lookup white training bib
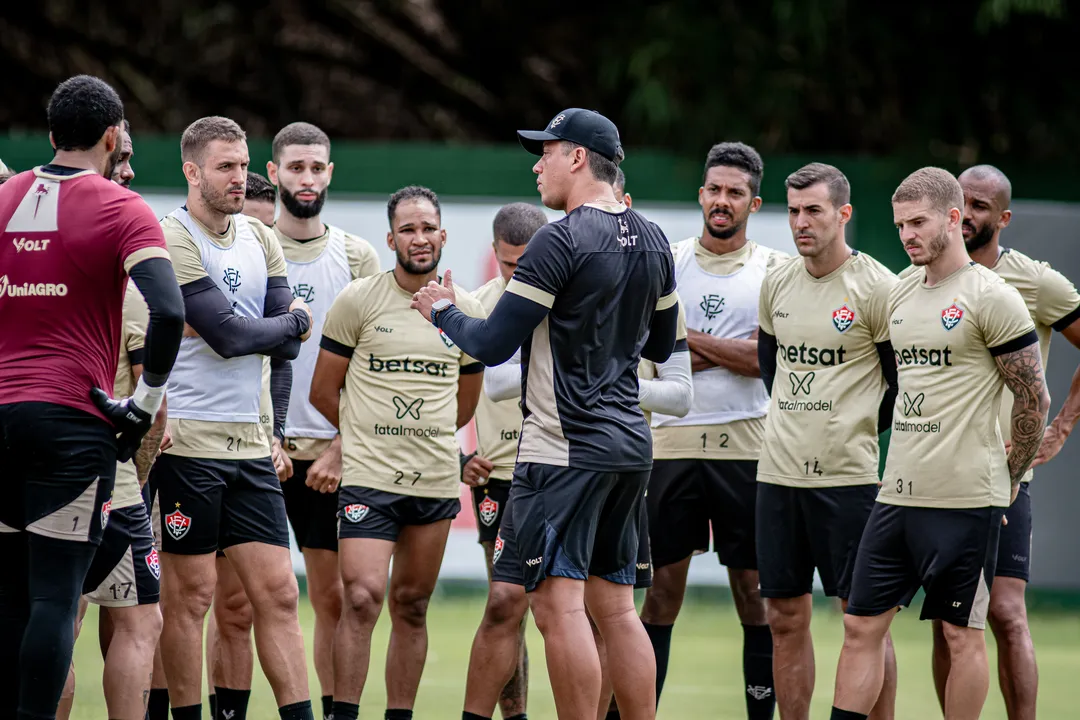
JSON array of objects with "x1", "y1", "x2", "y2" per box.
[
  {"x1": 283, "y1": 226, "x2": 351, "y2": 439},
  {"x1": 166, "y1": 209, "x2": 267, "y2": 423},
  {"x1": 653, "y1": 239, "x2": 770, "y2": 427}
]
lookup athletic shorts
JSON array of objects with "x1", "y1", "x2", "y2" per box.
[
  {"x1": 472, "y1": 478, "x2": 512, "y2": 544},
  {"x1": 510, "y1": 462, "x2": 650, "y2": 593},
  {"x1": 0, "y1": 401, "x2": 117, "y2": 544},
  {"x1": 150, "y1": 454, "x2": 290, "y2": 555},
  {"x1": 492, "y1": 485, "x2": 653, "y2": 590},
  {"x1": 282, "y1": 459, "x2": 339, "y2": 552},
  {"x1": 646, "y1": 459, "x2": 758, "y2": 570},
  {"x1": 756, "y1": 482, "x2": 878, "y2": 599},
  {"x1": 83, "y1": 503, "x2": 160, "y2": 607},
  {"x1": 337, "y1": 486, "x2": 460, "y2": 542},
  {"x1": 996, "y1": 482, "x2": 1032, "y2": 582},
  {"x1": 846, "y1": 502, "x2": 1004, "y2": 629}
]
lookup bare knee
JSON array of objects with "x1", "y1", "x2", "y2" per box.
[
  {"x1": 109, "y1": 605, "x2": 164, "y2": 648},
  {"x1": 164, "y1": 573, "x2": 214, "y2": 620},
  {"x1": 729, "y1": 569, "x2": 767, "y2": 625},
  {"x1": 940, "y1": 621, "x2": 985, "y2": 656},
  {"x1": 310, "y1": 579, "x2": 343, "y2": 622},
  {"x1": 389, "y1": 585, "x2": 432, "y2": 629},
  {"x1": 248, "y1": 567, "x2": 300, "y2": 618},
  {"x1": 766, "y1": 597, "x2": 811, "y2": 638},
  {"x1": 484, "y1": 584, "x2": 529, "y2": 628},
  {"x1": 215, "y1": 590, "x2": 254, "y2": 637},
  {"x1": 988, "y1": 589, "x2": 1029, "y2": 643},
  {"x1": 842, "y1": 613, "x2": 888, "y2": 650},
  {"x1": 342, "y1": 580, "x2": 385, "y2": 627},
  {"x1": 640, "y1": 574, "x2": 685, "y2": 625}
]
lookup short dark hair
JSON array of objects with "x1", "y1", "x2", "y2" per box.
[
  {"x1": 959, "y1": 164, "x2": 1012, "y2": 208},
  {"x1": 613, "y1": 167, "x2": 626, "y2": 194},
  {"x1": 181, "y1": 116, "x2": 246, "y2": 165},
  {"x1": 388, "y1": 185, "x2": 441, "y2": 227},
  {"x1": 493, "y1": 203, "x2": 548, "y2": 247},
  {"x1": 703, "y1": 142, "x2": 764, "y2": 196},
  {"x1": 47, "y1": 75, "x2": 124, "y2": 151},
  {"x1": 272, "y1": 122, "x2": 331, "y2": 164},
  {"x1": 562, "y1": 141, "x2": 623, "y2": 185},
  {"x1": 785, "y1": 163, "x2": 851, "y2": 207},
  {"x1": 0, "y1": 170, "x2": 15, "y2": 186},
  {"x1": 245, "y1": 171, "x2": 277, "y2": 203}
]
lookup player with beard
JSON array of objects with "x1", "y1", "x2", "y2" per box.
[
  {"x1": 310, "y1": 185, "x2": 485, "y2": 720},
  {"x1": 756, "y1": 164, "x2": 898, "y2": 720},
  {"x1": 153, "y1": 116, "x2": 316, "y2": 720},
  {"x1": 637, "y1": 143, "x2": 785, "y2": 719},
  {"x1": 268, "y1": 122, "x2": 380, "y2": 720},
  {"x1": 921, "y1": 165, "x2": 1080, "y2": 720},
  {"x1": 112, "y1": 120, "x2": 135, "y2": 188},
  {"x1": 831, "y1": 167, "x2": 1050, "y2": 720},
  {"x1": 0, "y1": 75, "x2": 184, "y2": 719}
]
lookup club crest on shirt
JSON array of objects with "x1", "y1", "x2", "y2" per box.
[
  {"x1": 832, "y1": 303, "x2": 856, "y2": 333},
  {"x1": 222, "y1": 267, "x2": 242, "y2": 293},
  {"x1": 941, "y1": 303, "x2": 964, "y2": 331},
  {"x1": 292, "y1": 283, "x2": 315, "y2": 303},
  {"x1": 478, "y1": 496, "x2": 499, "y2": 527},
  {"x1": 493, "y1": 534, "x2": 504, "y2": 564},
  {"x1": 343, "y1": 504, "x2": 369, "y2": 523},
  {"x1": 145, "y1": 548, "x2": 161, "y2": 580},
  {"x1": 100, "y1": 498, "x2": 112, "y2": 528},
  {"x1": 438, "y1": 328, "x2": 456, "y2": 349},
  {"x1": 165, "y1": 506, "x2": 192, "y2": 541}
]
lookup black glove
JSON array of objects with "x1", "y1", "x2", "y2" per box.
[
  {"x1": 91, "y1": 387, "x2": 154, "y2": 463},
  {"x1": 460, "y1": 451, "x2": 476, "y2": 482}
]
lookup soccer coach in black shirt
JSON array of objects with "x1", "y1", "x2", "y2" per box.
[{"x1": 412, "y1": 109, "x2": 677, "y2": 719}]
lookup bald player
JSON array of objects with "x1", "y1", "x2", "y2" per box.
[
  {"x1": 925, "y1": 165, "x2": 1080, "y2": 720},
  {"x1": 830, "y1": 167, "x2": 1050, "y2": 720}
]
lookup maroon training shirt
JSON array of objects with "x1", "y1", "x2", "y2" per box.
[{"x1": 0, "y1": 166, "x2": 169, "y2": 422}]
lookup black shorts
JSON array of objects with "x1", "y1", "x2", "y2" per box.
[
  {"x1": 646, "y1": 459, "x2": 758, "y2": 570},
  {"x1": 150, "y1": 454, "x2": 290, "y2": 555},
  {"x1": 846, "y1": 502, "x2": 1003, "y2": 629},
  {"x1": 996, "y1": 482, "x2": 1032, "y2": 582},
  {"x1": 83, "y1": 503, "x2": 160, "y2": 606},
  {"x1": 0, "y1": 402, "x2": 118, "y2": 544},
  {"x1": 492, "y1": 485, "x2": 653, "y2": 590},
  {"x1": 757, "y1": 482, "x2": 877, "y2": 599},
  {"x1": 282, "y1": 459, "x2": 339, "y2": 552},
  {"x1": 337, "y1": 486, "x2": 460, "y2": 542},
  {"x1": 510, "y1": 462, "x2": 649, "y2": 593},
  {"x1": 472, "y1": 479, "x2": 512, "y2": 544}
]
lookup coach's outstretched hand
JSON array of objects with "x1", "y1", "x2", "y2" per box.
[
  {"x1": 411, "y1": 269, "x2": 458, "y2": 325},
  {"x1": 91, "y1": 387, "x2": 156, "y2": 463}
]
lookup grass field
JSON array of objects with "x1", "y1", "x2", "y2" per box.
[{"x1": 69, "y1": 590, "x2": 1080, "y2": 719}]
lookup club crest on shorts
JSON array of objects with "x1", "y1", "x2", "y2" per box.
[
  {"x1": 493, "y1": 534, "x2": 504, "y2": 564},
  {"x1": 343, "y1": 503, "x2": 369, "y2": 523},
  {"x1": 145, "y1": 548, "x2": 161, "y2": 580},
  {"x1": 832, "y1": 303, "x2": 856, "y2": 333},
  {"x1": 941, "y1": 302, "x2": 964, "y2": 331},
  {"x1": 165, "y1": 505, "x2": 192, "y2": 541},
  {"x1": 478, "y1": 496, "x2": 499, "y2": 527},
  {"x1": 100, "y1": 498, "x2": 112, "y2": 528}
]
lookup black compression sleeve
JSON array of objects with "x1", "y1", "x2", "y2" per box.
[
  {"x1": 181, "y1": 276, "x2": 309, "y2": 360},
  {"x1": 127, "y1": 258, "x2": 184, "y2": 387},
  {"x1": 875, "y1": 341, "x2": 899, "y2": 434},
  {"x1": 758, "y1": 330, "x2": 778, "y2": 395},
  {"x1": 641, "y1": 304, "x2": 679, "y2": 363},
  {"x1": 260, "y1": 278, "x2": 304, "y2": 360},
  {"x1": 270, "y1": 358, "x2": 291, "y2": 441},
  {"x1": 436, "y1": 293, "x2": 549, "y2": 366}
]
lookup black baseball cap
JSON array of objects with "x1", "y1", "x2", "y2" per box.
[{"x1": 517, "y1": 108, "x2": 622, "y2": 162}]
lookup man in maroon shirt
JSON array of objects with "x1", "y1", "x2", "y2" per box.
[{"x1": 0, "y1": 75, "x2": 184, "y2": 719}]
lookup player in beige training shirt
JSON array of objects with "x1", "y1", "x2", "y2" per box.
[
  {"x1": 309, "y1": 186, "x2": 485, "y2": 720},
  {"x1": 912, "y1": 165, "x2": 1080, "y2": 720},
  {"x1": 831, "y1": 168, "x2": 1049, "y2": 720},
  {"x1": 636, "y1": 143, "x2": 785, "y2": 717},
  {"x1": 266, "y1": 123, "x2": 381, "y2": 719},
  {"x1": 756, "y1": 164, "x2": 899, "y2": 720},
  {"x1": 150, "y1": 117, "x2": 317, "y2": 720}
]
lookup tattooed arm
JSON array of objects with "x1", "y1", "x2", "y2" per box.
[
  {"x1": 131, "y1": 364, "x2": 168, "y2": 487},
  {"x1": 993, "y1": 342, "x2": 1051, "y2": 500}
]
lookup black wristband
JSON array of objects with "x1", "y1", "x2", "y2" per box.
[{"x1": 460, "y1": 451, "x2": 476, "y2": 481}]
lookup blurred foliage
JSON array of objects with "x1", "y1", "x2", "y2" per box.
[{"x1": 0, "y1": 0, "x2": 1073, "y2": 165}]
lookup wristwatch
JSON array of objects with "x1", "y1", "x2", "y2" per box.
[{"x1": 430, "y1": 298, "x2": 453, "y2": 325}]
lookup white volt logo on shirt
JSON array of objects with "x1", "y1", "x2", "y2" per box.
[{"x1": 12, "y1": 237, "x2": 50, "y2": 252}]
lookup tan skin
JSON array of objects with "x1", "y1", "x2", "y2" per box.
[
  {"x1": 687, "y1": 165, "x2": 763, "y2": 376},
  {"x1": 765, "y1": 182, "x2": 896, "y2": 720},
  {"x1": 267, "y1": 143, "x2": 333, "y2": 241},
  {"x1": 414, "y1": 142, "x2": 657, "y2": 720},
  {"x1": 308, "y1": 199, "x2": 483, "y2": 710},
  {"x1": 929, "y1": 172, "x2": 1080, "y2": 720}
]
